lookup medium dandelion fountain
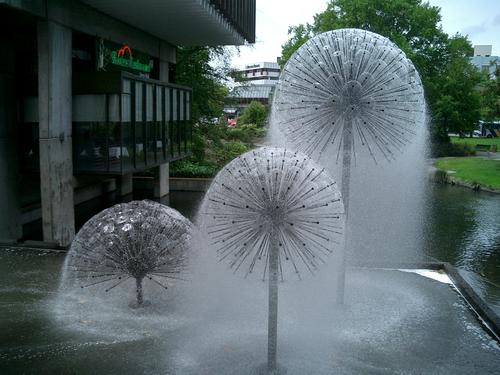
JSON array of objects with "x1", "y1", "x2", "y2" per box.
[
  {"x1": 64, "y1": 200, "x2": 192, "y2": 307},
  {"x1": 202, "y1": 147, "x2": 344, "y2": 372},
  {"x1": 273, "y1": 29, "x2": 426, "y2": 303}
]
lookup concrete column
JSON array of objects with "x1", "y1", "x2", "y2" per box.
[
  {"x1": 0, "y1": 45, "x2": 22, "y2": 241},
  {"x1": 153, "y1": 163, "x2": 169, "y2": 203},
  {"x1": 159, "y1": 41, "x2": 176, "y2": 82},
  {"x1": 155, "y1": 42, "x2": 176, "y2": 205},
  {"x1": 37, "y1": 21, "x2": 75, "y2": 247},
  {"x1": 119, "y1": 173, "x2": 133, "y2": 202}
]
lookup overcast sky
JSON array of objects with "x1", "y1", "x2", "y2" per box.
[{"x1": 231, "y1": 0, "x2": 500, "y2": 68}]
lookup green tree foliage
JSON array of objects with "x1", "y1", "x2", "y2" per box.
[
  {"x1": 171, "y1": 47, "x2": 266, "y2": 177},
  {"x1": 175, "y1": 46, "x2": 230, "y2": 122},
  {"x1": 238, "y1": 100, "x2": 268, "y2": 127},
  {"x1": 280, "y1": 0, "x2": 483, "y2": 145},
  {"x1": 481, "y1": 64, "x2": 500, "y2": 122},
  {"x1": 432, "y1": 37, "x2": 482, "y2": 140}
]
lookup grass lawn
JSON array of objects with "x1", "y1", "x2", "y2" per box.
[
  {"x1": 434, "y1": 157, "x2": 500, "y2": 190},
  {"x1": 450, "y1": 136, "x2": 500, "y2": 148}
]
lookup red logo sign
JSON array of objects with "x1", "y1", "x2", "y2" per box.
[{"x1": 117, "y1": 44, "x2": 132, "y2": 58}]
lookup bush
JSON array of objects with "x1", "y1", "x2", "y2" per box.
[
  {"x1": 216, "y1": 141, "x2": 248, "y2": 166},
  {"x1": 431, "y1": 142, "x2": 476, "y2": 157},
  {"x1": 170, "y1": 160, "x2": 218, "y2": 178},
  {"x1": 225, "y1": 123, "x2": 266, "y2": 143},
  {"x1": 433, "y1": 169, "x2": 449, "y2": 184},
  {"x1": 191, "y1": 132, "x2": 206, "y2": 162},
  {"x1": 238, "y1": 101, "x2": 268, "y2": 127}
]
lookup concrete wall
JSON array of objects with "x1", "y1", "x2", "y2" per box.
[
  {"x1": 2, "y1": 0, "x2": 177, "y2": 60},
  {"x1": 1, "y1": 0, "x2": 180, "y2": 244},
  {"x1": 0, "y1": 40, "x2": 22, "y2": 240},
  {"x1": 170, "y1": 178, "x2": 212, "y2": 192},
  {"x1": 37, "y1": 21, "x2": 75, "y2": 246}
]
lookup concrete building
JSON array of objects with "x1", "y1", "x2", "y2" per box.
[
  {"x1": 226, "y1": 62, "x2": 280, "y2": 115},
  {"x1": 470, "y1": 45, "x2": 500, "y2": 79},
  {"x1": 0, "y1": 0, "x2": 255, "y2": 246},
  {"x1": 239, "y1": 62, "x2": 280, "y2": 85}
]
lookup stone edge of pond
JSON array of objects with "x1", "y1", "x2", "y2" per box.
[
  {"x1": 430, "y1": 167, "x2": 500, "y2": 194},
  {"x1": 2, "y1": 248, "x2": 498, "y2": 343},
  {"x1": 443, "y1": 262, "x2": 500, "y2": 342},
  {"x1": 357, "y1": 260, "x2": 500, "y2": 342},
  {"x1": 0, "y1": 242, "x2": 67, "y2": 253}
]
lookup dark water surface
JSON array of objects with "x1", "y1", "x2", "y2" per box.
[
  {"x1": 170, "y1": 186, "x2": 500, "y2": 313},
  {"x1": 423, "y1": 185, "x2": 500, "y2": 312},
  {"x1": 0, "y1": 185, "x2": 499, "y2": 374}
]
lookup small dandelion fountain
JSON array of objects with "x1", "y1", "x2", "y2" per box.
[
  {"x1": 273, "y1": 29, "x2": 426, "y2": 303},
  {"x1": 202, "y1": 147, "x2": 344, "y2": 372},
  {"x1": 65, "y1": 200, "x2": 192, "y2": 307}
]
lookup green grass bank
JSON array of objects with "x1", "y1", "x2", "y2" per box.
[
  {"x1": 450, "y1": 136, "x2": 500, "y2": 148},
  {"x1": 434, "y1": 157, "x2": 500, "y2": 191}
]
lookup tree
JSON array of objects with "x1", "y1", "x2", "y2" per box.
[
  {"x1": 280, "y1": 0, "x2": 483, "y2": 145},
  {"x1": 481, "y1": 64, "x2": 500, "y2": 122},
  {"x1": 432, "y1": 36, "x2": 483, "y2": 140},
  {"x1": 175, "y1": 46, "x2": 232, "y2": 122},
  {"x1": 238, "y1": 101, "x2": 268, "y2": 127}
]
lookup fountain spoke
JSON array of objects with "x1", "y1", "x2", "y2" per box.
[
  {"x1": 63, "y1": 200, "x2": 193, "y2": 307},
  {"x1": 202, "y1": 147, "x2": 345, "y2": 372}
]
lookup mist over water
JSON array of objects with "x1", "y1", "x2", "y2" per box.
[
  {"x1": 49, "y1": 28, "x2": 500, "y2": 375},
  {"x1": 268, "y1": 118, "x2": 429, "y2": 267}
]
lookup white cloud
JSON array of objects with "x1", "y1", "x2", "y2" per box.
[
  {"x1": 231, "y1": 0, "x2": 500, "y2": 68},
  {"x1": 231, "y1": 0, "x2": 329, "y2": 68}
]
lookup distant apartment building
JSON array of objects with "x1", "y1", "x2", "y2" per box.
[
  {"x1": 470, "y1": 45, "x2": 500, "y2": 79},
  {"x1": 239, "y1": 62, "x2": 281, "y2": 85},
  {"x1": 226, "y1": 62, "x2": 281, "y2": 116}
]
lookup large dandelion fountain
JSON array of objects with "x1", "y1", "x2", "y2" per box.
[
  {"x1": 64, "y1": 200, "x2": 192, "y2": 307},
  {"x1": 202, "y1": 147, "x2": 344, "y2": 372},
  {"x1": 273, "y1": 29, "x2": 426, "y2": 303}
]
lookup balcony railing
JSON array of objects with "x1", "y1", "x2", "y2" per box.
[
  {"x1": 209, "y1": 0, "x2": 256, "y2": 43},
  {"x1": 72, "y1": 72, "x2": 192, "y2": 175},
  {"x1": 20, "y1": 72, "x2": 192, "y2": 176}
]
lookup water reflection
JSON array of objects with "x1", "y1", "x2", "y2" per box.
[
  {"x1": 168, "y1": 186, "x2": 500, "y2": 313},
  {"x1": 424, "y1": 185, "x2": 500, "y2": 312}
]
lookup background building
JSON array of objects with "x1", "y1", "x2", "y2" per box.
[
  {"x1": 239, "y1": 61, "x2": 280, "y2": 84},
  {"x1": 0, "y1": 0, "x2": 255, "y2": 246},
  {"x1": 470, "y1": 45, "x2": 500, "y2": 79},
  {"x1": 226, "y1": 61, "x2": 280, "y2": 116}
]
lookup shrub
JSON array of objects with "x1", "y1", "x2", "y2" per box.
[
  {"x1": 170, "y1": 160, "x2": 218, "y2": 178},
  {"x1": 216, "y1": 141, "x2": 248, "y2": 166},
  {"x1": 191, "y1": 132, "x2": 206, "y2": 162},
  {"x1": 431, "y1": 142, "x2": 476, "y2": 157},
  {"x1": 225, "y1": 123, "x2": 266, "y2": 143},
  {"x1": 433, "y1": 169, "x2": 449, "y2": 184},
  {"x1": 238, "y1": 101, "x2": 268, "y2": 127}
]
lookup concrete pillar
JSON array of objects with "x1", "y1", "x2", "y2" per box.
[
  {"x1": 37, "y1": 21, "x2": 75, "y2": 247},
  {"x1": 154, "y1": 42, "x2": 176, "y2": 205},
  {"x1": 119, "y1": 173, "x2": 133, "y2": 202},
  {"x1": 0, "y1": 44, "x2": 22, "y2": 241},
  {"x1": 159, "y1": 41, "x2": 176, "y2": 82},
  {"x1": 153, "y1": 163, "x2": 169, "y2": 203}
]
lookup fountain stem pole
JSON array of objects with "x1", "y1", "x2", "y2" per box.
[
  {"x1": 336, "y1": 123, "x2": 352, "y2": 305},
  {"x1": 268, "y1": 233, "x2": 279, "y2": 372},
  {"x1": 136, "y1": 277, "x2": 144, "y2": 306}
]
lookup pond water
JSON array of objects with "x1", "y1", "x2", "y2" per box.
[
  {"x1": 423, "y1": 184, "x2": 500, "y2": 313},
  {"x1": 0, "y1": 185, "x2": 499, "y2": 374},
  {"x1": 170, "y1": 185, "x2": 500, "y2": 314}
]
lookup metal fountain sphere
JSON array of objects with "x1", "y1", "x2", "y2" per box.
[
  {"x1": 274, "y1": 28, "x2": 426, "y2": 162},
  {"x1": 66, "y1": 200, "x2": 192, "y2": 305},
  {"x1": 203, "y1": 146, "x2": 345, "y2": 281}
]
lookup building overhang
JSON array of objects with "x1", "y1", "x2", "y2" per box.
[{"x1": 80, "y1": 0, "x2": 249, "y2": 46}]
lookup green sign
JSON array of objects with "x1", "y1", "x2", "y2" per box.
[
  {"x1": 110, "y1": 50, "x2": 151, "y2": 72},
  {"x1": 97, "y1": 39, "x2": 152, "y2": 74}
]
